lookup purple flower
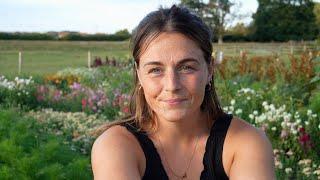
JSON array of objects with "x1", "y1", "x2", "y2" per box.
[{"x1": 71, "y1": 82, "x2": 81, "y2": 90}]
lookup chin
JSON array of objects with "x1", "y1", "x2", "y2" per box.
[{"x1": 158, "y1": 109, "x2": 190, "y2": 122}]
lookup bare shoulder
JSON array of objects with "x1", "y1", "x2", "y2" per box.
[
  {"x1": 228, "y1": 117, "x2": 267, "y2": 139},
  {"x1": 91, "y1": 125, "x2": 144, "y2": 180},
  {"x1": 227, "y1": 117, "x2": 276, "y2": 180}
]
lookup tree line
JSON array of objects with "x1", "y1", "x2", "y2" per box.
[
  {"x1": 0, "y1": 29, "x2": 131, "y2": 41},
  {"x1": 1, "y1": 1, "x2": 319, "y2": 42},
  {"x1": 180, "y1": 0, "x2": 320, "y2": 43}
]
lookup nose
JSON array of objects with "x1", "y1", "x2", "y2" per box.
[{"x1": 164, "y1": 69, "x2": 181, "y2": 92}]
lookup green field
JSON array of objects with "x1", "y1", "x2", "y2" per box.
[
  {"x1": 0, "y1": 40, "x2": 130, "y2": 76},
  {"x1": 0, "y1": 40, "x2": 317, "y2": 76}
]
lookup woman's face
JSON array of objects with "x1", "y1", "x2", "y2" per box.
[{"x1": 137, "y1": 32, "x2": 212, "y2": 123}]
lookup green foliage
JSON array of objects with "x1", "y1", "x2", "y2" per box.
[
  {"x1": 180, "y1": 0, "x2": 237, "y2": 42},
  {"x1": 310, "y1": 91, "x2": 320, "y2": 114},
  {"x1": 0, "y1": 32, "x2": 56, "y2": 40},
  {"x1": 0, "y1": 31, "x2": 131, "y2": 41},
  {"x1": 0, "y1": 109, "x2": 92, "y2": 179},
  {"x1": 253, "y1": 0, "x2": 318, "y2": 41},
  {"x1": 314, "y1": 2, "x2": 320, "y2": 29}
]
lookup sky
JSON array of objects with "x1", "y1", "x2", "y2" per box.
[{"x1": 0, "y1": 0, "x2": 269, "y2": 34}]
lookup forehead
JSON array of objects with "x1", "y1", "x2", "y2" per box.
[{"x1": 139, "y1": 32, "x2": 204, "y2": 64}]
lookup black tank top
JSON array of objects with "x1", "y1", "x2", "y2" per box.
[{"x1": 122, "y1": 114, "x2": 233, "y2": 180}]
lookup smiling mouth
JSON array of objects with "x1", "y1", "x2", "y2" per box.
[{"x1": 163, "y1": 98, "x2": 187, "y2": 105}]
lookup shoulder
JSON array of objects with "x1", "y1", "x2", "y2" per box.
[
  {"x1": 227, "y1": 117, "x2": 275, "y2": 179},
  {"x1": 91, "y1": 125, "x2": 145, "y2": 179}
]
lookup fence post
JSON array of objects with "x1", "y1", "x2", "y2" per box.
[
  {"x1": 18, "y1": 51, "x2": 22, "y2": 75},
  {"x1": 88, "y1": 51, "x2": 91, "y2": 69},
  {"x1": 216, "y1": 51, "x2": 224, "y2": 65}
]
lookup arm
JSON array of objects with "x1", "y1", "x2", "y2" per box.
[
  {"x1": 229, "y1": 123, "x2": 276, "y2": 180},
  {"x1": 91, "y1": 126, "x2": 142, "y2": 180}
]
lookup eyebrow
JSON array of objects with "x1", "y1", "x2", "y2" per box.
[{"x1": 142, "y1": 58, "x2": 200, "y2": 68}]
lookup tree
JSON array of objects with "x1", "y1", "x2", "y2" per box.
[
  {"x1": 180, "y1": 0, "x2": 245, "y2": 44},
  {"x1": 314, "y1": 2, "x2": 320, "y2": 30},
  {"x1": 252, "y1": 0, "x2": 318, "y2": 41}
]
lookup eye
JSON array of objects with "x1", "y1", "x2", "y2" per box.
[
  {"x1": 148, "y1": 67, "x2": 162, "y2": 74},
  {"x1": 178, "y1": 65, "x2": 195, "y2": 72}
]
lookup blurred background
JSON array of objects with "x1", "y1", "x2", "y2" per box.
[{"x1": 0, "y1": 0, "x2": 319, "y2": 179}]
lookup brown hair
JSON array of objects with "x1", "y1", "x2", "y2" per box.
[{"x1": 95, "y1": 4, "x2": 224, "y2": 135}]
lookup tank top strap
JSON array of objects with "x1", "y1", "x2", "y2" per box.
[
  {"x1": 121, "y1": 123, "x2": 168, "y2": 180},
  {"x1": 200, "y1": 113, "x2": 233, "y2": 180}
]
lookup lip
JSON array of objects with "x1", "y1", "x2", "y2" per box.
[{"x1": 163, "y1": 98, "x2": 187, "y2": 105}]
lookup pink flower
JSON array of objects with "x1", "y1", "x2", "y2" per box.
[
  {"x1": 123, "y1": 106, "x2": 129, "y2": 114},
  {"x1": 71, "y1": 82, "x2": 81, "y2": 90},
  {"x1": 53, "y1": 90, "x2": 61, "y2": 101},
  {"x1": 81, "y1": 98, "x2": 87, "y2": 109},
  {"x1": 36, "y1": 95, "x2": 44, "y2": 101}
]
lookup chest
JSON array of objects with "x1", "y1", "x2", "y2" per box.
[{"x1": 143, "y1": 135, "x2": 234, "y2": 180}]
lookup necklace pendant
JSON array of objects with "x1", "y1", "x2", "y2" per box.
[{"x1": 182, "y1": 173, "x2": 187, "y2": 179}]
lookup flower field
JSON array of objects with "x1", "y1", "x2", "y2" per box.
[{"x1": 0, "y1": 47, "x2": 319, "y2": 179}]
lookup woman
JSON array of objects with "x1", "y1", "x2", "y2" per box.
[{"x1": 91, "y1": 5, "x2": 275, "y2": 180}]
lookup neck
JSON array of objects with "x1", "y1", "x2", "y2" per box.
[{"x1": 152, "y1": 110, "x2": 210, "y2": 147}]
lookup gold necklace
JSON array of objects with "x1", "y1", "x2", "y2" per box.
[{"x1": 156, "y1": 133, "x2": 200, "y2": 180}]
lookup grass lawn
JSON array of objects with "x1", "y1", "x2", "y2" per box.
[{"x1": 0, "y1": 40, "x2": 316, "y2": 76}]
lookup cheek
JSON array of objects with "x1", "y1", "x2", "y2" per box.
[
  {"x1": 183, "y1": 73, "x2": 207, "y2": 92},
  {"x1": 140, "y1": 78, "x2": 162, "y2": 100}
]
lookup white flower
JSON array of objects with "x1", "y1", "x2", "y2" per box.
[
  {"x1": 305, "y1": 121, "x2": 309, "y2": 126},
  {"x1": 269, "y1": 104, "x2": 275, "y2": 111},
  {"x1": 312, "y1": 114, "x2": 317, "y2": 118},
  {"x1": 303, "y1": 167, "x2": 311, "y2": 176},
  {"x1": 275, "y1": 160, "x2": 283, "y2": 169},
  {"x1": 223, "y1": 107, "x2": 228, "y2": 111},
  {"x1": 285, "y1": 168, "x2": 292, "y2": 174},
  {"x1": 229, "y1": 106, "x2": 234, "y2": 112},
  {"x1": 253, "y1": 110, "x2": 258, "y2": 115},
  {"x1": 296, "y1": 119, "x2": 301, "y2": 124},
  {"x1": 230, "y1": 99, "x2": 235, "y2": 105},
  {"x1": 314, "y1": 169, "x2": 320, "y2": 175},
  {"x1": 271, "y1": 127, "x2": 277, "y2": 131},
  {"x1": 286, "y1": 150, "x2": 293, "y2": 156},
  {"x1": 262, "y1": 101, "x2": 268, "y2": 107},
  {"x1": 307, "y1": 110, "x2": 312, "y2": 116},
  {"x1": 235, "y1": 109, "x2": 243, "y2": 115},
  {"x1": 292, "y1": 130, "x2": 297, "y2": 135},
  {"x1": 246, "y1": 96, "x2": 251, "y2": 100},
  {"x1": 249, "y1": 114, "x2": 254, "y2": 119}
]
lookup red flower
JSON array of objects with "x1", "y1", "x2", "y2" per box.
[
  {"x1": 81, "y1": 98, "x2": 87, "y2": 109},
  {"x1": 299, "y1": 134, "x2": 310, "y2": 144},
  {"x1": 299, "y1": 127, "x2": 305, "y2": 133}
]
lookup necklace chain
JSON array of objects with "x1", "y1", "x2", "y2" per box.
[{"x1": 156, "y1": 133, "x2": 200, "y2": 180}]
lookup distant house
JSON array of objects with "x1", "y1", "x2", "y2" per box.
[{"x1": 58, "y1": 31, "x2": 70, "y2": 39}]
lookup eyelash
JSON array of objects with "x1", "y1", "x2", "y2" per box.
[
  {"x1": 148, "y1": 67, "x2": 162, "y2": 74},
  {"x1": 148, "y1": 65, "x2": 195, "y2": 74},
  {"x1": 179, "y1": 65, "x2": 194, "y2": 72}
]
